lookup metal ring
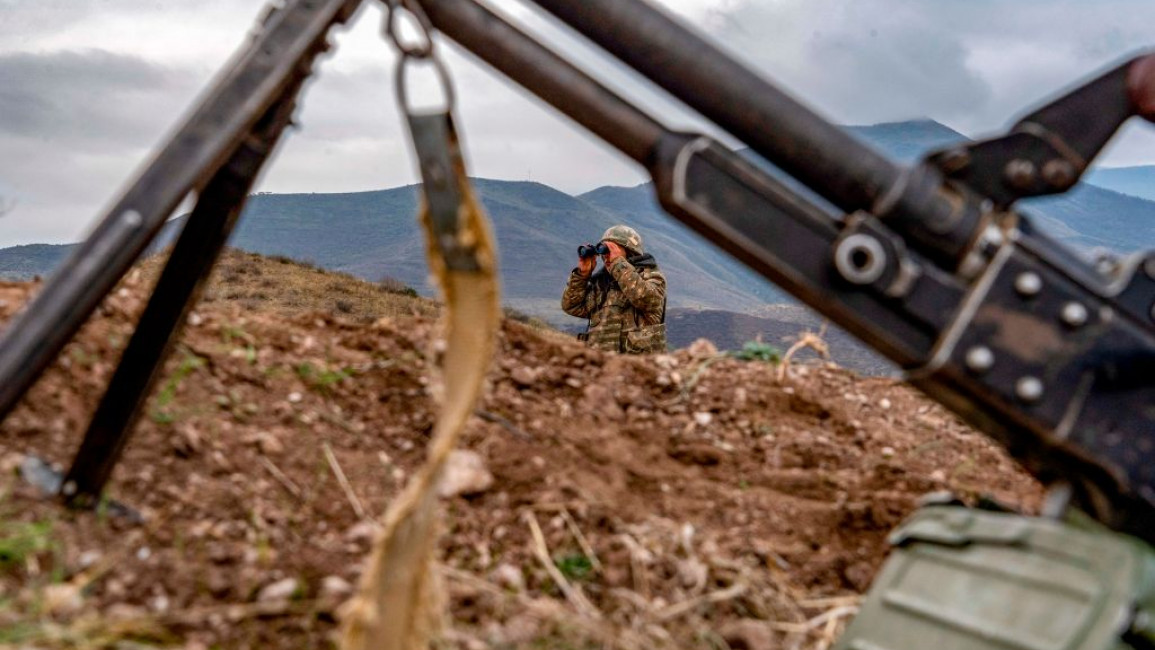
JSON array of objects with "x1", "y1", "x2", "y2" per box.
[
  {"x1": 395, "y1": 52, "x2": 456, "y2": 117},
  {"x1": 384, "y1": 0, "x2": 435, "y2": 59},
  {"x1": 834, "y1": 233, "x2": 887, "y2": 285}
]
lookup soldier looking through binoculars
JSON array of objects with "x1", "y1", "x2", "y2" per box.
[{"x1": 561, "y1": 225, "x2": 667, "y2": 354}]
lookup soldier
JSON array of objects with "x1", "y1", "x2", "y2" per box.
[{"x1": 561, "y1": 224, "x2": 667, "y2": 354}]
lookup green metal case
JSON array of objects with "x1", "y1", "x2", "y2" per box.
[{"x1": 835, "y1": 506, "x2": 1155, "y2": 650}]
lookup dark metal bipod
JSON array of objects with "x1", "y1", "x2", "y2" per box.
[
  {"x1": 0, "y1": 0, "x2": 363, "y2": 506},
  {"x1": 59, "y1": 86, "x2": 302, "y2": 506},
  {"x1": 0, "y1": 0, "x2": 361, "y2": 421}
]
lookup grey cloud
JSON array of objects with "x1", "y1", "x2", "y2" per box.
[
  {"x1": 2, "y1": 0, "x2": 1155, "y2": 248},
  {"x1": 0, "y1": 49, "x2": 193, "y2": 148},
  {"x1": 711, "y1": 0, "x2": 992, "y2": 126}
]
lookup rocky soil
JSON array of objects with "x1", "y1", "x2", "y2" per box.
[{"x1": 0, "y1": 255, "x2": 1042, "y2": 648}]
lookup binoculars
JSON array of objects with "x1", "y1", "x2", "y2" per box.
[{"x1": 577, "y1": 242, "x2": 610, "y2": 259}]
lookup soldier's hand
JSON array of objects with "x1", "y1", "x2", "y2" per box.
[
  {"x1": 577, "y1": 254, "x2": 596, "y2": 277},
  {"x1": 602, "y1": 240, "x2": 626, "y2": 264}
]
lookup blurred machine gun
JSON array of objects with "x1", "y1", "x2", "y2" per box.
[{"x1": 0, "y1": 0, "x2": 1154, "y2": 643}]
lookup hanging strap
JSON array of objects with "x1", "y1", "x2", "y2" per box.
[{"x1": 340, "y1": 3, "x2": 500, "y2": 648}]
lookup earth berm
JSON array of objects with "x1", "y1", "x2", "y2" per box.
[{"x1": 0, "y1": 251, "x2": 1041, "y2": 649}]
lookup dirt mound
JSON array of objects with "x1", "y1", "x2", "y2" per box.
[{"x1": 0, "y1": 256, "x2": 1041, "y2": 648}]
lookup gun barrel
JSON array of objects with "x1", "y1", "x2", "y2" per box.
[{"x1": 521, "y1": 0, "x2": 908, "y2": 217}]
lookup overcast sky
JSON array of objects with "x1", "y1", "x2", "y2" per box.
[{"x1": 1, "y1": 0, "x2": 1153, "y2": 247}]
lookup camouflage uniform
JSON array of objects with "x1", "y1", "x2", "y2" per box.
[{"x1": 561, "y1": 225, "x2": 668, "y2": 354}]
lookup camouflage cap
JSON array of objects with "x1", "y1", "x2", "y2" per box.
[{"x1": 600, "y1": 224, "x2": 644, "y2": 255}]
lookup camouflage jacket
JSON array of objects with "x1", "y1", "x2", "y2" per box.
[{"x1": 561, "y1": 254, "x2": 667, "y2": 354}]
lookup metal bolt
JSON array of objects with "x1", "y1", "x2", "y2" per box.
[
  {"x1": 1060, "y1": 302, "x2": 1089, "y2": 328},
  {"x1": 1014, "y1": 271, "x2": 1043, "y2": 297},
  {"x1": 1016, "y1": 376, "x2": 1044, "y2": 403},
  {"x1": 1005, "y1": 159, "x2": 1038, "y2": 191},
  {"x1": 1095, "y1": 254, "x2": 1119, "y2": 277},
  {"x1": 1041, "y1": 159, "x2": 1077, "y2": 190},
  {"x1": 938, "y1": 148, "x2": 972, "y2": 174},
  {"x1": 964, "y1": 346, "x2": 995, "y2": 373}
]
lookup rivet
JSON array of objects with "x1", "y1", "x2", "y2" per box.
[
  {"x1": 964, "y1": 346, "x2": 994, "y2": 373},
  {"x1": 938, "y1": 148, "x2": 972, "y2": 174},
  {"x1": 1094, "y1": 254, "x2": 1119, "y2": 277},
  {"x1": 1060, "y1": 302, "x2": 1088, "y2": 328},
  {"x1": 1005, "y1": 159, "x2": 1037, "y2": 190},
  {"x1": 1016, "y1": 376, "x2": 1044, "y2": 403},
  {"x1": 1041, "y1": 159, "x2": 1077, "y2": 190},
  {"x1": 1014, "y1": 271, "x2": 1042, "y2": 297}
]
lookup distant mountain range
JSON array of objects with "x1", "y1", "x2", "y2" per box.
[
  {"x1": 1085, "y1": 165, "x2": 1155, "y2": 202},
  {"x1": 3, "y1": 119, "x2": 1154, "y2": 361}
]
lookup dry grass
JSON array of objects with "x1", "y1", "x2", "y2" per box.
[{"x1": 136, "y1": 249, "x2": 441, "y2": 323}]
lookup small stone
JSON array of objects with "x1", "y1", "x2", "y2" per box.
[
  {"x1": 490, "y1": 563, "x2": 525, "y2": 592},
  {"x1": 287, "y1": 392, "x2": 303, "y2": 403},
  {"x1": 77, "y1": 550, "x2": 102, "y2": 569},
  {"x1": 930, "y1": 469, "x2": 947, "y2": 482},
  {"x1": 187, "y1": 312, "x2": 204, "y2": 327},
  {"x1": 718, "y1": 619, "x2": 774, "y2": 650},
  {"x1": 42, "y1": 583, "x2": 83, "y2": 615},
  {"x1": 437, "y1": 450, "x2": 494, "y2": 498},
  {"x1": 320, "y1": 575, "x2": 353, "y2": 601},
  {"x1": 879, "y1": 398, "x2": 892, "y2": 410},
  {"x1": 257, "y1": 433, "x2": 284, "y2": 456},
  {"x1": 693, "y1": 412, "x2": 714, "y2": 427},
  {"x1": 344, "y1": 521, "x2": 379, "y2": 544},
  {"x1": 149, "y1": 591, "x2": 171, "y2": 613},
  {"x1": 677, "y1": 557, "x2": 708, "y2": 590},
  {"x1": 173, "y1": 425, "x2": 201, "y2": 458},
  {"x1": 510, "y1": 366, "x2": 537, "y2": 388},
  {"x1": 881, "y1": 446, "x2": 896, "y2": 459},
  {"x1": 257, "y1": 577, "x2": 299, "y2": 603}
]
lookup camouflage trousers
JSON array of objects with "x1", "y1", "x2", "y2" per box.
[{"x1": 579, "y1": 321, "x2": 667, "y2": 354}]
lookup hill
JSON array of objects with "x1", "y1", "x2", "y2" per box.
[
  {"x1": 0, "y1": 243, "x2": 74, "y2": 280},
  {"x1": 0, "y1": 253, "x2": 1041, "y2": 647},
  {"x1": 3, "y1": 119, "x2": 1154, "y2": 343},
  {"x1": 1085, "y1": 165, "x2": 1155, "y2": 202}
]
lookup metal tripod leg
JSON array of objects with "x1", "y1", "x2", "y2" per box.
[
  {"x1": 0, "y1": 0, "x2": 360, "y2": 422},
  {"x1": 58, "y1": 89, "x2": 300, "y2": 508}
]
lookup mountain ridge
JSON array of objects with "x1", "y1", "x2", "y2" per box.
[{"x1": 3, "y1": 120, "x2": 1154, "y2": 333}]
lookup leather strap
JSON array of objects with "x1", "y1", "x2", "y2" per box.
[{"x1": 341, "y1": 111, "x2": 500, "y2": 650}]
